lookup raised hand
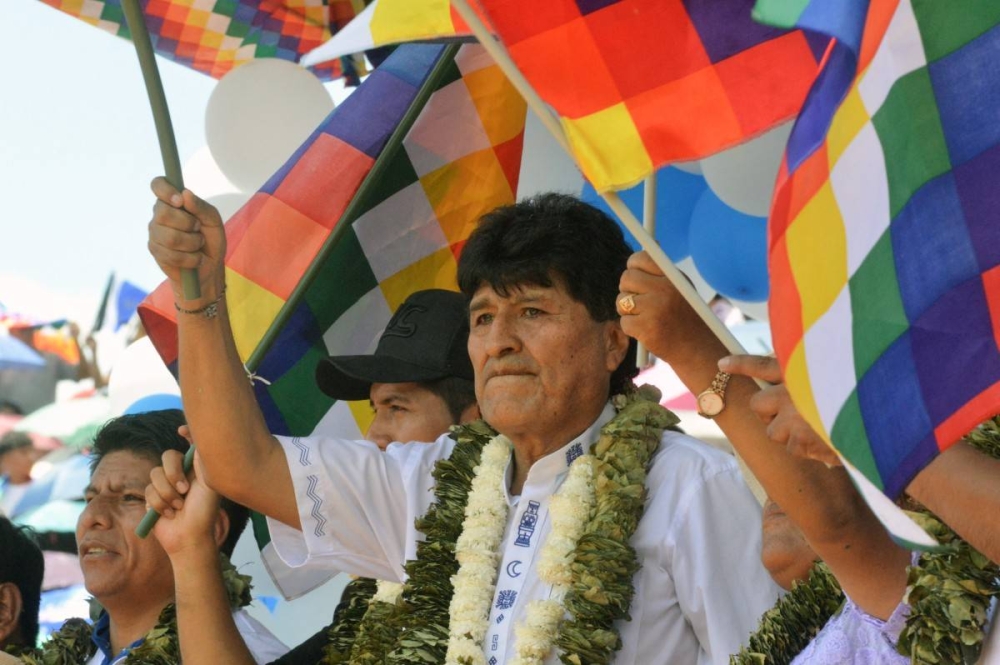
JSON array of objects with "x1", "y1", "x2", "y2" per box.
[
  {"x1": 147, "y1": 177, "x2": 227, "y2": 305},
  {"x1": 719, "y1": 354, "x2": 841, "y2": 467}
]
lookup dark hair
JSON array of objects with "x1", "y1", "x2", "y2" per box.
[
  {"x1": 457, "y1": 193, "x2": 638, "y2": 396},
  {"x1": 0, "y1": 431, "x2": 32, "y2": 458},
  {"x1": 91, "y1": 410, "x2": 249, "y2": 556},
  {"x1": 0, "y1": 401, "x2": 23, "y2": 416},
  {"x1": 0, "y1": 518, "x2": 43, "y2": 647},
  {"x1": 423, "y1": 376, "x2": 477, "y2": 424}
]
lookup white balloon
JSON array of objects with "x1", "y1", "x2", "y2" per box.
[
  {"x1": 208, "y1": 192, "x2": 253, "y2": 223},
  {"x1": 732, "y1": 298, "x2": 769, "y2": 322},
  {"x1": 701, "y1": 121, "x2": 793, "y2": 217},
  {"x1": 206, "y1": 59, "x2": 335, "y2": 192},
  {"x1": 675, "y1": 257, "x2": 716, "y2": 302},
  {"x1": 672, "y1": 160, "x2": 702, "y2": 175},
  {"x1": 107, "y1": 337, "x2": 180, "y2": 416},
  {"x1": 518, "y1": 107, "x2": 585, "y2": 198},
  {"x1": 182, "y1": 145, "x2": 240, "y2": 199}
]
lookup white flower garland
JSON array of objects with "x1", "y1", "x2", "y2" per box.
[
  {"x1": 373, "y1": 580, "x2": 405, "y2": 605},
  {"x1": 446, "y1": 435, "x2": 514, "y2": 665},
  {"x1": 444, "y1": 434, "x2": 597, "y2": 665}
]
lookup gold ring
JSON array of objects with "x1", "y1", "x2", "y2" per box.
[{"x1": 618, "y1": 294, "x2": 636, "y2": 314}]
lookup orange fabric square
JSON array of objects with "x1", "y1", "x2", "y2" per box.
[
  {"x1": 858, "y1": 0, "x2": 899, "y2": 71},
  {"x1": 714, "y1": 32, "x2": 817, "y2": 136},
  {"x1": 768, "y1": 234, "x2": 804, "y2": 365},
  {"x1": 163, "y1": 2, "x2": 190, "y2": 24},
  {"x1": 224, "y1": 193, "x2": 270, "y2": 259},
  {"x1": 159, "y1": 18, "x2": 184, "y2": 41},
  {"x1": 627, "y1": 66, "x2": 743, "y2": 165},
  {"x1": 175, "y1": 40, "x2": 199, "y2": 61},
  {"x1": 226, "y1": 197, "x2": 329, "y2": 301},
  {"x1": 509, "y1": 17, "x2": 622, "y2": 117},
  {"x1": 273, "y1": 133, "x2": 375, "y2": 230},
  {"x1": 585, "y1": 0, "x2": 711, "y2": 98},
  {"x1": 787, "y1": 144, "x2": 829, "y2": 221},
  {"x1": 768, "y1": 171, "x2": 794, "y2": 242},
  {"x1": 480, "y1": 0, "x2": 583, "y2": 45}
]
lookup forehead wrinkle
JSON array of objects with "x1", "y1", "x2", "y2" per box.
[{"x1": 471, "y1": 285, "x2": 554, "y2": 311}]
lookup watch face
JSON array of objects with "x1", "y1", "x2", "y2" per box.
[{"x1": 697, "y1": 391, "x2": 724, "y2": 417}]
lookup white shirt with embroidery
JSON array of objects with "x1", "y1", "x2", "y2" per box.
[{"x1": 268, "y1": 403, "x2": 781, "y2": 665}]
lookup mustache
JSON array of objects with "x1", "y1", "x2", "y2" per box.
[{"x1": 485, "y1": 362, "x2": 536, "y2": 378}]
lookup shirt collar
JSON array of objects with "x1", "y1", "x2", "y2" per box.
[
  {"x1": 91, "y1": 612, "x2": 147, "y2": 665},
  {"x1": 503, "y1": 401, "x2": 616, "y2": 500}
]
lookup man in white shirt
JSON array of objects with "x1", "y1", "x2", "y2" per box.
[{"x1": 146, "y1": 182, "x2": 781, "y2": 664}]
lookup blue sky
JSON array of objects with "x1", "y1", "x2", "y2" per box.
[
  {"x1": 1, "y1": 1, "x2": 360, "y2": 326},
  {"x1": 2, "y1": 0, "x2": 218, "y2": 322}
]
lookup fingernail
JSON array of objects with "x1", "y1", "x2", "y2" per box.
[
  {"x1": 177, "y1": 480, "x2": 189, "y2": 493},
  {"x1": 172, "y1": 500, "x2": 184, "y2": 510},
  {"x1": 718, "y1": 356, "x2": 732, "y2": 371},
  {"x1": 171, "y1": 194, "x2": 183, "y2": 206}
]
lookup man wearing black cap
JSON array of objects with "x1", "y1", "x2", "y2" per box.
[{"x1": 315, "y1": 288, "x2": 479, "y2": 448}]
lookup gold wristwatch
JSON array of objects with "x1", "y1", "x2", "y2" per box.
[{"x1": 696, "y1": 371, "x2": 731, "y2": 419}]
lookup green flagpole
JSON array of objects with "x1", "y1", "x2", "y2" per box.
[
  {"x1": 121, "y1": 0, "x2": 201, "y2": 301},
  {"x1": 122, "y1": 0, "x2": 200, "y2": 537}
]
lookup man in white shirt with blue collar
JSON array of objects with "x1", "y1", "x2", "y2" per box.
[{"x1": 146, "y1": 182, "x2": 781, "y2": 664}]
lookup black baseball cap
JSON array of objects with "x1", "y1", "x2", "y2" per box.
[{"x1": 316, "y1": 289, "x2": 474, "y2": 401}]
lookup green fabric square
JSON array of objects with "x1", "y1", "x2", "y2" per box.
[
  {"x1": 268, "y1": 344, "x2": 337, "y2": 436},
  {"x1": 213, "y1": 0, "x2": 239, "y2": 17},
  {"x1": 101, "y1": 3, "x2": 124, "y2": 24},
  {"x1": 255, "y1": 43, "x2": 278, "y2": 58},
  {"x1": 225, "y1": 15, "x2": 250, "y2": 38},
  {"x1": 849, "y1": 231, "x2": 909, "y2": 377},
  {"x1": 912, "y1": 0, "x2": 1000, "y2": 62},
  {"x1": 752, "y1": 0, "x2": 810, "y2": 29},
  {"x1": 436, "y1": 57, "x2": 464, "y2": 89},
  {"x1": 303, "y1": 229, "x2": 379, "y2": 331},
  {"x1": 831, "y1": 391, "x2": 882, "y2": 490},
  {"x1": 871, "y1": 67, "x2": 951, "y2": 217}
]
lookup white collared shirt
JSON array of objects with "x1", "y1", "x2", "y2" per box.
[{"x1": 268, "y1": 404, "x2": 781, "y2": 664}]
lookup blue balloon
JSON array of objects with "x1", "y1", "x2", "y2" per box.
[
  {"x1": 124, "y1": 393, "x2": 183, "y2": 415},
  {"x1": 580, "y1": 167, "x2": 707, "y2": 261},
  {"x1": 688, "y1": 188, "x2": 769, "y2": 302}
]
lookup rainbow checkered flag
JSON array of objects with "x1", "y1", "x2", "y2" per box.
[
  {"x1": 759, "y1": 0, "x2": 1000, "y2": 520},
  {"x1": 38, "y1": 0, "x2": 362, "y2": 80},
  {"x1": 309, "y1": 0, "x2": 829, "y2": 192},
  {"x1": 139, "y1": 42, "x2": 526, "y2": 593}
]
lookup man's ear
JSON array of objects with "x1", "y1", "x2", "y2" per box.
[
  {"x1": 605, "y1": 321, "x2": 630, "y2": 372},
  {"x1": 0, "y1": 582, "x2": 23, "y2": 646},
  {"x1": 213, "y1": 508, "x2": 231, "y2": 552}
]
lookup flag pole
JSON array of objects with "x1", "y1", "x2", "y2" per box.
[
  {"x1": 637, "y1": 174, "x2": 657, "y2": 369},
  {"x1": 121, "y1": 0, "x2": 201, "y2": 301},
  {"x1": 452, "y1": 0, "x2": 765, "y2": 502}
]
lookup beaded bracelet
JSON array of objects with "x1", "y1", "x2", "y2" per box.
[{"x1": 174, "y1": 286, "x2": 226, "y2": 319}]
